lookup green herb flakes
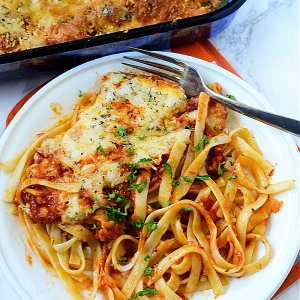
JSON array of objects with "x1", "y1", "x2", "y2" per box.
[{"x1": 133, "y1": 287, "x2": 157, "y2": 299}]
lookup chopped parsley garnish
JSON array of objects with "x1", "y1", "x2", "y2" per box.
[
  {"x1": 147, "y1": 220, "x2": 158, "y2": 236},
  {"x1": 102, "y1": 202, "x2": 130, "y2": 222},
  {"x1": 183, "y1": 174, "x2": 210, "y2": 183},
  {"x1": 192, "y1": 135, "x2": 210, "y2": 151},
  {"x1": 126, "y1": 179, "x2": 148, "y2": 193},
  {"x1": 131, "y1": 219, "x2": 144, "y2": 229},
  {"x1": 91, "y1": 224, "x2": 100, "y2": 230},
  {"x1": 164, "y1": 200, "x2": 171, "y2": 207},
  {"x1": 138, "y1": 135, "x2": 147, "y2": 140},
  {"x1": 133, "y1": 288, "x2": 157, "y2": 299},
  {"x1": 144, "y1": 266, "x2": 153, "y2": 276},
  {"x1": 147, "y1": 204, "x2": 153, "y2": 211},
  {"x1": 182, "y1": 175, "x2": 194, "y2": 183},
  {"x1": 119, "y1": 158, "x2": 152, "y2": 169},
  {"x1": 186, "y1": 123, "x2": 194, "y2": 130},
  {"x1": 131, "y1": 219, "x2": 159, "y2": 236},
  {"x1": 96, "y1": 144, "x2": 108, "y2": 156},
  {"x1": 183, "y1": 207, "x2": 193, "y2": 212},
  {"x1": 108, "y1": 191, "x2": 127, "y2": 203},
  {"x1": 91, "y1": 205, "x2": 98, "y2": 213},
  {"x1": 128, "y1": 168, "x2": 138, "y2": 183},
  {"x1": 78, "y1": 90, "x2": 83, "y2": 97},
  {"x1": 117, "y1": 258, "x2": 128, "y2": 264},
  {"x1": 128, "y1": 146, "x2": 135, "y2": 156},
  {"x1": 195, "y1": 174, "x2": 210, "y2": 181},
  {"x1": 130, "y1": 219, "x2": 158, "y2": 235},
  {"x1": 115, "y1": 126, "x2": 127, "y2": 137},
  {"x1": 144, "y1": 254, "x2": 150, "y2": 261},
  {"x1": 119, "y1": 158, "x2": 152, "y2": 184},
  {"x1": 172, "y1": 180, "x2": 180, "y2": 186},
  {"x1": 226, "y1": 94, "x2": 237, "y2": 100},
  {"x1": 162, "y1": 163, "x2": 174, "y2": 178},
  {"x1": 137, "y1": 179, "x2": 148, "y2": 193},
  {"x1": 228, "y1": 174, "x2": 238, "y2": 180},
  {"x1": 217, "y1": 161, "x2": 226, "y2": 176},
  {"x1": 138, "y1": 158, "x2": 152, "y2": 163}
]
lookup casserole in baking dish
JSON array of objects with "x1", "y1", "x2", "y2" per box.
[
  {"x1": 0, "y1": 0, "x2": 220, "y2": 54},
  {"x1": 0, "y1": 0, "x2": 246, "y2": 79}
]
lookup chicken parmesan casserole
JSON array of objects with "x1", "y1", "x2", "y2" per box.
[
  {"x1": 1, "y1": 70, "x2": 294, "y2": 300},
  {"x1": 0, "y1": 0, "x2": 220, "y2": 54}
]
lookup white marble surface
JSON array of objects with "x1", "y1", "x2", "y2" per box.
[{"x1": 0, "y1": 0, "x2": 299, "y2": 299}]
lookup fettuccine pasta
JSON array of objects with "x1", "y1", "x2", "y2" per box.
[{"x1": 0, "y1": 71, "x2": 294, "y2": 300}]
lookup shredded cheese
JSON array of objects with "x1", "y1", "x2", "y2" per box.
[{"x1": 38, "y1": 71, "x2": 192, "y2": 222}]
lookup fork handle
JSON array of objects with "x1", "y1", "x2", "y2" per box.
[{"x1": 207, "y1": 91, "x2": 300, "y2": 137}]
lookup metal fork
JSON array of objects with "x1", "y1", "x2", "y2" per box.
[{"x1": 123, "y1": 47, "x2": 300, "y2": 137}]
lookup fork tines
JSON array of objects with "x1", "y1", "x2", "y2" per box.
[{"x1": 123, "y1": 47, "x2": 184, "y2": 83}]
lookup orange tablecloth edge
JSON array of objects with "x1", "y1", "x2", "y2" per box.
[
  {"x1": 171, "y1": 40, "x2": 241, "y2": 78},
  {"x1": 272, "y1": 262, "x2": 300, "y2": 298},
  {"x1": 6, "y1": 81, "x2": 48, "y2": 127}
]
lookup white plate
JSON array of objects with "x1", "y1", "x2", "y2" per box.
[{"x1": 0, "y1": 52, "x2": 299, "y2": 300}]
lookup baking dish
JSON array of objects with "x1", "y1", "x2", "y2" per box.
[{"x1": 0, "y1": 0, "x2": 246, "y2": 80}]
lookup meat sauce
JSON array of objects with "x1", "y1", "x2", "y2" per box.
[
  {"x1": 21, "y1": 153, "x2": 72, "y2": 223},
  {"x1": 21, "y1": 186, "x2": 61, "y2": 223}
]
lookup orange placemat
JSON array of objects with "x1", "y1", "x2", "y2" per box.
[
  {"x1": 172, "y1": 40, "x2": 241, "y2": 78},
  {"x1": 6, "y1": 81, "x2": 49, "y2": 127},
  {"x1": 6, "y1": 40, "x2": 300, "y2": 298}
]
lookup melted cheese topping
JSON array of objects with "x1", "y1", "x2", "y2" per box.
[
  {"x1": 0, "y1": 0, "x2": 219, "y2": 54},
  {"x1": 38, "y1": 72, "x2": 191, "y2": 222}
]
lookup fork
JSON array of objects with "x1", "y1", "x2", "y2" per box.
[{"x1": 123, "y1": 47, "x2": 300, "y2": 137}]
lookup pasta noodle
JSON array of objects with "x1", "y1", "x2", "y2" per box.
[{"x1": 0, "y1": 70, "x2": 294, "y2": 300}]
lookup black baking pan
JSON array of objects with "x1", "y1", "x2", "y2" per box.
[{"x1": 0, "y1": 0, "x2": 246, "y2": 80}]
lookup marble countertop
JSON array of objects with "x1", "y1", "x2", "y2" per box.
[{"x1": 0, "y1": 0, "x2": 299, "y2": 299}]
